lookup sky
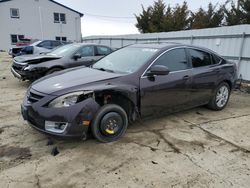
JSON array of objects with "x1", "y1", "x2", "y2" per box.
[{"x1": 56, "y1": 0, "x2": 229, "y2": 37}]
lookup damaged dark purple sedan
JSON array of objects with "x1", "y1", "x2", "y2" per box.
[{"x1": 21, "y1": 43, "x2": 237, "y2": 142}]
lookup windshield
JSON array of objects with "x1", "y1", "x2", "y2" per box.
[
  {"x1": 92, "y1": 47, "x2": 159, "y2": 74},
  {"x1": 47, "y1": 44, "x2": 80, "y2": 57},
  {"x1": 31, "y1": 41, "x2": 42, "y2": 46}
]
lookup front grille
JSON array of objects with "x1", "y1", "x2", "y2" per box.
[
  {"x1": 12, "y1": 64, "x2": 24, "y2": 71},
  {"x1": 12, "y1": 48, "x2": 22, "y2": 54},
  {"x1": 27, "y1": 90, "x2": 45, "y2": 103}
]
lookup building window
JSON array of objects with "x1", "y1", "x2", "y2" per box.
[
  {"x1": 54, "y1": 13, "x2": 66, "y2": 24},
  {"x1": 60, "y1": 13, "x2": 66, "y2": 23},
  {"x1": 55, "y1": 36, "x2": 67, "y2": 41},
  {"x1": 54, "y1": 13, "x2": 59, "y2": 23},
  {"x1": 10, "y1": 8, "x2": 20, "y2": 18},
  {"x1": 11, "y1": 34, "x2": 24, "y2": 44},
  {"x1": 61, "y1": 37, "x2": 67, "y2": 41}
]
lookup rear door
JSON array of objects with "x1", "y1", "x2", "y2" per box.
[
  {"x1": 140, "y1": 48, "x2": 193, "y2": 117},
  {"x1": 187, "y1": 48, "x2": 221, "y2": 105}
]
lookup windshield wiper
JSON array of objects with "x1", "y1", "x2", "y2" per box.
[{"x1": 93, "y1": 67, "x2": 115, "y2": 73}]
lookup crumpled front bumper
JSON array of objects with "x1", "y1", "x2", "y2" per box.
[
  {"x1": 11, "y1": 66, "x2": 47, "y2": 81},
  {"x1": 21, "y1": 90, "x2": 100, "y2": 138}
]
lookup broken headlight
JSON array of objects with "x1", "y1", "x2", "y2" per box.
[{"x1": 48, "y1": 91, "x2": 94, "y2": 108}]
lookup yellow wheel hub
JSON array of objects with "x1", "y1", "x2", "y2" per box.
[{"x1": 105, "y1": 129, "x2": 115, "y2": 134}]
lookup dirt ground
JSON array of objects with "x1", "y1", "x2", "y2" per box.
[{"x1": 0, "y1": 51, "x2": 250, "y2": 188}]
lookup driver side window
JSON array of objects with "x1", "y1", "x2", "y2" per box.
[
  {"x1": 154, "y1": 48, "x2": 188, "y2": 72},
  {"x1": 77, "y1": 46, "x2": 94, "y2": 57}
]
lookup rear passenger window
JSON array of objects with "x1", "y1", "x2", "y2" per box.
[
  {"x1": 188, "y1": 49, "x2": 212, "y2": 68},
  {"x1": 154, "y1": 48, "x2": 188, "y2": 72},
  {"x1": 96, "y1": 46, "x2": 111, "y2": 56}
]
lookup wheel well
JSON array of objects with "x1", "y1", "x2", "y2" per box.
[
  {"x1": 48, "y1": 66, "x2": 64, "y2": 71},
  {"x1": 95, "y1": 92, "x2": 135, "y2": 121},
  {"x1": 45, "y1": 66, "x2": 64, "y2": 75},
  {"x1": 222, "y1": 80, "x2": 232, "y2": 91}
]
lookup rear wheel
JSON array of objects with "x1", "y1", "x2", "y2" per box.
[
  {"x1": 208, "y1": 82, "x2": 230, "y2": 111},
  {"x1": 46, "y1": 68, "x2": 62, "y2": 75},
  {"x1": 91, "y1": 104, "x2": 128, "y2": 143}
]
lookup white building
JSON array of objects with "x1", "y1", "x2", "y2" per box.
[{"x1": 0, "y1": 0, "x2": 83, "y2": 51}]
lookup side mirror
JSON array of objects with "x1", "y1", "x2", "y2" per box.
[
  {"x1": 73, "y1": 53, "x2": 81, "y2": 60},
  {"x1": 147, "y1": 65, "x2": 170, "y2": 76}
]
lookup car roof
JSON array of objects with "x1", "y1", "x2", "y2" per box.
[
  {"x1": 129, "y1": 42, "x2": 180, "y2": 49},
  {"x1": 129, "y1": 42, "x2": 219, "y2": 56},
  {"x1": 67, "y1": 43, "x2": 111, "y2": 48}
]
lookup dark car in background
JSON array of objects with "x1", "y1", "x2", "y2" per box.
[
  {"x1": 9, "y1": 40, "x2": 67, "y2": 57},
  {"x1": 21, "y1": 43, "x2": 237, "y2": 142},
  {"x1": 11, "y1": 43, "x2": 113, "y2": 80},
  {"x1": 9, "y1": 38, "x2": 36, "y2": 57}
]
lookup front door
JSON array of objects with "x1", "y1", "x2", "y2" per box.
[
  {"x1": 140, "y1": 48, "x2": 193, "y2": 118},
  {"x1": 70, "y1": 45, "x2": 96, "y2": 67}
]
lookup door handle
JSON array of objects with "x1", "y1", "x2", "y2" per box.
[{"x1": 183, "y1": 75, "x2": 190, "y2": 80}]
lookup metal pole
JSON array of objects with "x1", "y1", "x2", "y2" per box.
[
  {"x1": 38, "y1": 7, "x2": 44, "y2": 40},
  {"x1": 60, "y1": 22, "x2": 63, "y2": 41},
  {"x1": 238, "y1": 32, "x2": 246, "y2": 75},
  {"x1": 190, "y1": 35, "x2": 193, "y2": 45},
  {"x1": 121, "y1": 38, "x2": 124, "y2": 47},
  {"x1": 110, "y1": 38, "x2": 112, "y2": 47},
  {"x1": 75, "y1": 17, "x2": 78, "y2": 42}
]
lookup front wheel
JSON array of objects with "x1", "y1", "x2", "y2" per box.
[
  {"x1": 208, "y1": 82, "x2": 231, "y2": 111},
  {"x1": 91, "y1": 104, "x2": 128, "y2": 143}
]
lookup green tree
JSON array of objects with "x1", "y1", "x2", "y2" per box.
[
  {"x1": 135, "y1": 0, "x2": 190, "y2": 33},
  {"x1": 135, "y1": 0, "x2": 166, "y2": 33},
  {"x1": 190, "y1": 3, "x2": 224, "y2": 29},
  {"x1": 135, "y1": 0, "x2": 250, "y2": 33},
  {"x1": 135, "y1": 6, "x2": 153, "y2": 33},
  {"x1": 224, "y1": 1, "x2": 244, "y2": 25},
  {"x1": 240, "y1": 0, "x2": 250, "y2": 23},
  {"x1": 162, "y1": 5, "x2": 174, "y2": 32},
  {"x1": 172, "y1": 2, "x2": 190, "y2": 31},
  {"x1": 149, "y1": 0, "x2": 166, "y2": 32}
]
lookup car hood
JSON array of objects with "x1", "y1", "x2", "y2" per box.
[
  {"x1": 14, "y1": 54, "x2": 61, "y2": 64},
  {"x1": 31, "y1": 67, "x2": 123, "y2": 95}
]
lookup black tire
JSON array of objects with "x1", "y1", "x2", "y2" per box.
[
  {"x1": 46, "y1": 68, "x2": 62, "y2": 75},
  {"x1": 91, "y1": 104, "x2": 128, "y2": 143},
  {"x1": 207, "y1": 82, "x2": 231, "y2": 111}
]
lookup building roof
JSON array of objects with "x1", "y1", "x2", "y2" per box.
[{"x1": 0, "y1": 0, "x2": 84, "y2": 17}]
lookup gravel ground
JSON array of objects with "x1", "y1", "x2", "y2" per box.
[{"x1": 0, "y1": 52, "x2": 250, "y2": 188}]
